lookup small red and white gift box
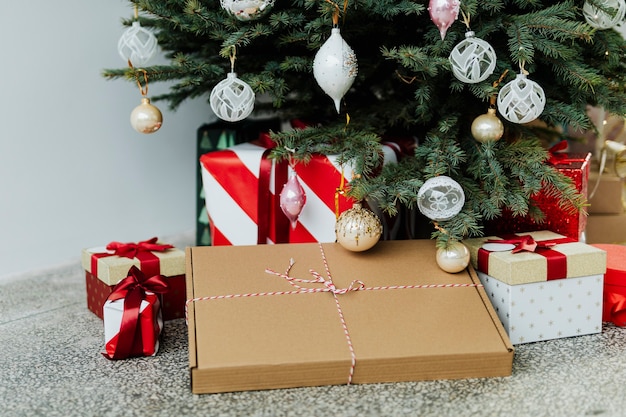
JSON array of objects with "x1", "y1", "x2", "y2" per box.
[
  {"x1": 82, "y1": 238, "x2": 186, "y2": 320},
  {"x1": 464, "y1": 231, "x2": 607, "y2": 344},
  {"x1": 200, "y1": 138, "x2": 397, "y2": 246},
  {"x1": 103, "y1": 266, "x2": 167, "y2": 360}
]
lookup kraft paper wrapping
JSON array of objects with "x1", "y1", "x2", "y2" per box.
[
  {"x1": 465, "y1": 231, "x2": 607, "y2": 285},
  {"x1": 81, "y1": 246, "x2": 186, "y2": 286}
]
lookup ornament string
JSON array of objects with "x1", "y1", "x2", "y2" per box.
[
  {"x1": 335, "y1": 112, "x2": 350, "y2": 219},
  {"x1": 134, "y1": 68, "x2": 150, "y2": 97},
  {"x1": 460, "y1": 9, "x2": 471, "y2": 30},
  {"x1": 490, "y1": 69, "x2": 509, "y2": 108},
  {"x1": 185, "y1": 243, "x2": 483, "y2": 385},
  {"x1": 324, "y1": 0, "x2": 341, "y2": 26},
  {"x1": 229, "y1": 45, "x2": 237, "y2": 73}
]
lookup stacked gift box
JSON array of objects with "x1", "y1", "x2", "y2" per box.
[
  {"x1": 464, "y1": 231, "x2": 606, "y2": 345},
  {"x1": 82, "y1": 238, "x2": 186, "y2": 321}
]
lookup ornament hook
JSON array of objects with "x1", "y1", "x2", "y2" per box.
[
  {"x1": 135, "y1": 68, "x2": 149, "y2": 97},
  {"x1": 460, "y1": 9, "x2": 471, "y2": 30},
  {"x1": 229, "y1": 45, "x2": 237, "y2": 73}
]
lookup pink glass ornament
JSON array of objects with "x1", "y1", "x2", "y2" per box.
[
  {"x1": 279, "y1": 173, "x2": 307, "y2": 229},
  {"x1": 428, "y1": 0, "x2": 460, "y2": 40}
]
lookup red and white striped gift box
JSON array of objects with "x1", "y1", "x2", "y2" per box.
[{"x1": 200, "y1": 141, "x2": 397, "y2": 246}]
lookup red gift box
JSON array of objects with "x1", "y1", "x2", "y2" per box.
[
  {"x1": 200, "y1": 137, "x2": 399, "y2": 246},
  {"x1": 103, "y1": 266, "x2": 167, "y2": 360},
  {"x1": 485, "y1": 145, "x2": 590, "y2": 240},
  {"x1": 82, "y1": 238, "x2": 186, "y2": 321},
  {"x1": 592, "y1": 244, "x2": 626, "y2": 326}
]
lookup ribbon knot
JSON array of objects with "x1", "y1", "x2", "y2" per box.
[
  {"x1": 106, "y1": 237, "x2": 173, "y2": 259},
  {"x1": 104, "y1": 265, "x2": 169, "y2": 360},
  {"x1": 485, "y1": 235, "x2": 556, "y2": 254}
]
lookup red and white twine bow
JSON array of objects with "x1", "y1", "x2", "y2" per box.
[{"x1": 185, "y1": 243, "x2": 483, "y2": 385}]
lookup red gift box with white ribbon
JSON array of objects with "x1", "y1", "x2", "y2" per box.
[{"x1": 200, "y1": 137, "x2": 398, "y2": 246}]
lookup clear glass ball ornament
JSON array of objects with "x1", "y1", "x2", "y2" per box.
[
  {"x1": 118, "y1": 21, "x2": 158, "y2": 67},
  {"x1": 210, "y1": 72, "x2": 255, "y2": 122},
  {"x1": 220, "y1": 0, "x2": 275, "y2": 21},
  {"x1": 583, "y1": 0, "x2": 626, "y2": 29},
  {"x1": 335, "y1": 203, "x2": 382, "y2": 252},
  {"x1": 417, "y1": 176, "x2": 465, "y2": 221},
  {"x1": 130, "y1": 97, "x2": 162, "y2": 134},
  {"x1": 436, "y1": 241, "x2": 470, "y2": 273},
  {"x1": 313, "y1": 28, "x2": 358, "y2": 113},
  {"x1": 496, "y1": 73, "x2": 546, "y2": 124},
  {"x1": 449, "y1": 31, "x2": 497, "y2": 84}
]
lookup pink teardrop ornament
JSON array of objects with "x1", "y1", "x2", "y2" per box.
[
  {"x1": 428, "y1": 0, "x2": 460, "y2": 40},
  {"x1": 279, "y1": 173, "x2": 307, "y2": 229}
]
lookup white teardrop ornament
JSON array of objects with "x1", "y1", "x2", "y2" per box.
[{"x1": 313, "y1": 28, "x2": 358, "y2": 113}]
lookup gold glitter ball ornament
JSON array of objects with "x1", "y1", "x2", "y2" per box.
[
  {"x1": 335, "y1": 203, "x2": 382, "y2": 252},
  {"x1": 130, "y1": 97, "x2": 163, "y2": 134}
]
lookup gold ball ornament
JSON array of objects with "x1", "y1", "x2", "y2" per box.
[
  {"x1": 471, "y1": 108, "x2": 504, "y2": 143},
  {"x1": 130, "y1": 97, "x2": 163, "y2": 134},
  {"x1": 335, "y1": 202, "x2": 382, "y2": 252},
  {"x1": 435, "y1": 241, "x2": 470, "y2": 273}
]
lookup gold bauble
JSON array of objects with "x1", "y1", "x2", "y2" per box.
[
  {"x1": 471, "y1": 108, "x2": 504, "y2": 143},
  {"x1": 130, "y1": 97, "x2": 163, "y2": 134},
  {"x1": 335, "y1": 202, "x2": 382, "y2": 252}
]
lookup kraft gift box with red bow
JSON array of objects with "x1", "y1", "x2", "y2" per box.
[
  {"x1": 464, "y1": 231, "x2": 607, "y2": 344},
  {"x1": 103, "y1": 266, "x2": 168, "y2": 360},
  {"x1": 484, "y1": 142, "x2": 591, "y2": 241},
  {"x1": 82, "y1": 238, "x2": 186, "y2": 321},
  {"x1": 199, "y1": 133, "x2": 399, "y2": 246}
]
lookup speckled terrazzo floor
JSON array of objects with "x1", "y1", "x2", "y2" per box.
[{"x1": 2, "y1": 260, "x2": 626, "y2": 417}]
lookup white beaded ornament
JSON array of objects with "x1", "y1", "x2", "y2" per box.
[
  {"x1": 313, "y1": 27, "x2": 358, "y2": 113},
  {"x1": 417, "y1": 176, "x2": 465, "y2": 222},
  {"x1": 118, "y1": 21, "x2": 158, "y2": 67},
  {"x1": 583, "y1": 0, "x2": 626, "y2": 29},
  {"x1": 496, "y1": 73, "x2": 546, "y2": 124},
  {"x1": 220, "y1": 0, "x2": 275, "y2": 21},
  {"x1": 210, "y1": 72, "x2": 255, "y2": 122},
  {"x1": 449, "y1": 31, "x2": 497, "y2": 84}
]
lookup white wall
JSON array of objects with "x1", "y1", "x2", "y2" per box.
[{"x1": 0, "y1": 1, "x2": 212, "y2": 278}]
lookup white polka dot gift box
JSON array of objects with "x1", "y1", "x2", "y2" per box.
[{"x1": 464, "y1": 231, "x2": 607, "y2": 344}]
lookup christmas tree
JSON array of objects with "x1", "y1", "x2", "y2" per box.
[{"x1": 104, "y1": 0, "x2": 626, "y2": 248}]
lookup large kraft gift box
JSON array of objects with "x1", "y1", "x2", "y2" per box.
[
  {"x1": 464, "y1": 231, "x2": 606, "y2": 345},
  {"x1": 586, "y1": 213, "x2": 626, "y2": 244},
  {"x1": 185, "y1": 240, "x2": 514, "y2": 394},
  {"x1": 82, "y1": 239, "x2": 186, "y2": 321},
  {"x1": 587, "y1": 170, "x2": 625, "y2": 214},
  {"x1": 200, "y1": 139, "x2": 398, "y2": 246}
]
